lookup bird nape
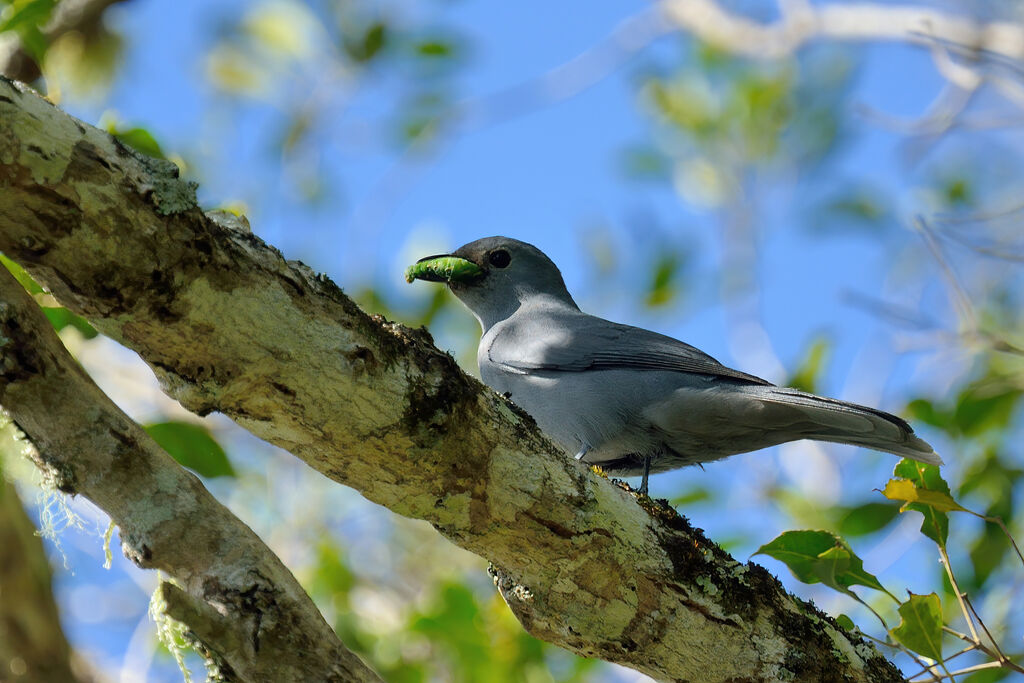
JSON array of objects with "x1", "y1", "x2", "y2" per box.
[{"x1": 407, "y1": 236, "x2": 941, "y2": 496}]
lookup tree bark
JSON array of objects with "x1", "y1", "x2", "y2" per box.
[
  {"x1": 0, "y1": 76, "x2": 904, "y2": 682},
  {"x1": 0, "y1": 246, "x2": 379, "y2": 679}
]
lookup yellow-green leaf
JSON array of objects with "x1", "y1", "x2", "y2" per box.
[
  {"x1": 891, "y1": 593, "x2": 943, "y2": 661},
  {"x1": 881, "y1": 479, "x2": 966, "y2": 513}
]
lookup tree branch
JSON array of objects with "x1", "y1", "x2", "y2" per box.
[
  {"x1": 659, "y1": 0, "x2": 1024, "y2": 61},
  {"x1": 0, "y1": 76, "x2": 903, "y2": 682},
  {"x1": 0, "y1": 238, "x2": 379, "y2": 679}
]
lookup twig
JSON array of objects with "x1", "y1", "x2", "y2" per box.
[
  {"x1": 912, "y1": 216, "x2": 978, "y2": 332},
  {"x1": 906, "y1": 644, "x2": 977, "y2": 679},
  {"x1": 659, "y1": 0, "x2": 1024, "y2": 61},
  {"x1": 961, "y1": 594, "x2": 1008, "y2": 664},
  {"x1": 980, "y1": 514, "x2": 1024, "y2": 569},
  {"x1": 939, "y1": 546, "x2": 981, "y2": 643},
  {"x1": 858, "y1": 631, "x2": 943, "y2": 682}
]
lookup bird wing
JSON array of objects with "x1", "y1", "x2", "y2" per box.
[{"x1": 487, "y1": 311, "x2": 773, "y2": 386}]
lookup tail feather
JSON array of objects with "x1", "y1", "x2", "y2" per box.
[{"x1": 753, "y1": 386, "x2": 943, "y2": 466}]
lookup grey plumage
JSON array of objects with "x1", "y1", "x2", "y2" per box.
[{"x1": 409, "y1": 236, "x2": 941, "y2": 494}]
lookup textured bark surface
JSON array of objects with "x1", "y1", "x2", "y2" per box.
[
  {"x1": 0, "y1": 76, "x2": 904, "y2": 682},
  {"x1": 0, "y1": 267, "x2": 380, "y2": 681},
  {"x1": 0, "y1": 478, "x2": 83, "y2": 683}
]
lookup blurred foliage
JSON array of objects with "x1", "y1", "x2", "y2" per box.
[
  {"x1": 0, "y1": 0, "x2": 55, "y2": 63},
  {"x1": 143, "y1": 422, "x2": 235, "y2": 479},
  {"x1": 306, "y1": 540, "x2": 596, "y2": 683},
  {"x1": 1, "y1": 254, "x2": 98, "y2": 338},
  {"x1": 635, "y1": 42, "x2": 851, "y2": 208},
  {"x1": 785, "y1": 336, "x2": 831, "y2": 394}
]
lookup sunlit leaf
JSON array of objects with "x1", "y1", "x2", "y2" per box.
[
  {"x1": 144, "y1": 422, "x2": 235, "y2": 478},
  {"x1": 755, "y1": 530, "x2": 886, "y2": 595},
  {"x1": 884, "y1": 459, "x2": 956, "y2": 548},
  {"x1": 881, "y1": 479, "x2": 966, "y2": 514},
  {"x1": 0, "y1": 0, "x2": 56, "y2": 62},
  {"x1": 41, "y1": 307, "x2": 98, "y2": 339},
  {"x1": 1, "y1": 253, "x2": 44, "y2": 294},
  {"x1": 2, "y1": 255, "x2": 99, "y2": 338},
  {"x1": 110, "y1": 126, "x2": 165, "y2": 159},
  {"x1": 890, "y1": 593, "x2": 943, "y2": 661}
]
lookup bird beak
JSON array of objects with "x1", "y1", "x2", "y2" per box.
[{"x1": 405, "y1": 254, "x2": 484, "y2": 284}]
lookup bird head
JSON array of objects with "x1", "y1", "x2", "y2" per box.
[{"x1": 406, "y1": 236, "x2": 577, "y2": 329}]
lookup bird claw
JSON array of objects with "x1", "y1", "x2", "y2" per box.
[{"x1": 638, "y1": 455, "x2": 652, "y2": 496}]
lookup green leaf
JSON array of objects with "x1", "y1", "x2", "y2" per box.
[
  {"x1": 953, "y1": 386, "x2": 1020, "y2": 436},
  {"x1": 0, "y1": 0, "x2": 56, "y2": 34},
  {"x1": 1, "y1": 253, "x2": 45, "y2": 294},
  {"x1": 416, "y1": 40, "x2": 452, "y2": 58},
  {"x1": 837, "y1": 502, "x2": 901, "y2": 537},
  {"x1": 755, "y1": 530, "x2": 887, "y2": 595},
  {"x1": 111, "y1": 127, "x2": 165, "y2": 159},
  {"x1": 645, "y1": 250, "x2": 685, "y2": 308},
  {"x1": 883, "y1": 459, "x2": 958, "y2": 548},
  {"x1": 786, "y1": 336, "x2": 831, "y2": 394},
  {"x1": 906, "y1": 398, "x2": 947, "y2": 431},
  {"x1": 344, "y1": 22, "x2": 387, "y2": 63},
  {"x1": 835, "y1": 614, "x2": 856, "y2": 632},
  {"x1": 41, "y1": 307, "x2": 98, "y2": 339},
  {"x1": 891, "y1": 593, "x2": 943, "y2": 661},
  {"x1": 669, "y1": 485, "x2": 713, "y2": 507},
  {"x1": 2, "y1": 255, "x2": 99, "y2": 339},
  {"x1": 144, "y1": 422, "x2": 235, "y2": 478}
]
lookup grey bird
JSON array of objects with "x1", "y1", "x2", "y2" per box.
[{"x1": 406, "y1": 236, "x2": 941, "y2": 495}]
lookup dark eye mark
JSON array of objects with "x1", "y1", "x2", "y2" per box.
[{"x1": 489, "y1": 249, "x2": 511, "y2": 268}]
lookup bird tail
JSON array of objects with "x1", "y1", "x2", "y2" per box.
[{"x1": 755, "y1": 386, "x2": 942, "y2": 466}]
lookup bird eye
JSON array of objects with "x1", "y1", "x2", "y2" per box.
[{"x1": 489, "y1": 249, "x2": 511, "y2": 268}]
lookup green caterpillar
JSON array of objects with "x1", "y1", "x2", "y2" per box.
[{"x1": 405, "y1": 256, "x2": 483, "y2": 283}]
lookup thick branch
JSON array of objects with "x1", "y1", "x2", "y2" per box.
[
  {"x1": 660, "y1": 0, "x2": 1024, "y2": 60},
  {"x1": 0, "y1": 263, "x2": 378, "y2": 679},
  {"x1": 0, "y1": 77, "x2": 902, "y2": 682}
]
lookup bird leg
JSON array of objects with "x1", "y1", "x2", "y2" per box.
[{"x1": 638, "y1": 455, "x2": 651, "y2": 496}]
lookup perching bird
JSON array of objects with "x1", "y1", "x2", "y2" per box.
[{"x1": 406, "y1": 236, "x2": 941, "y2": 495}]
